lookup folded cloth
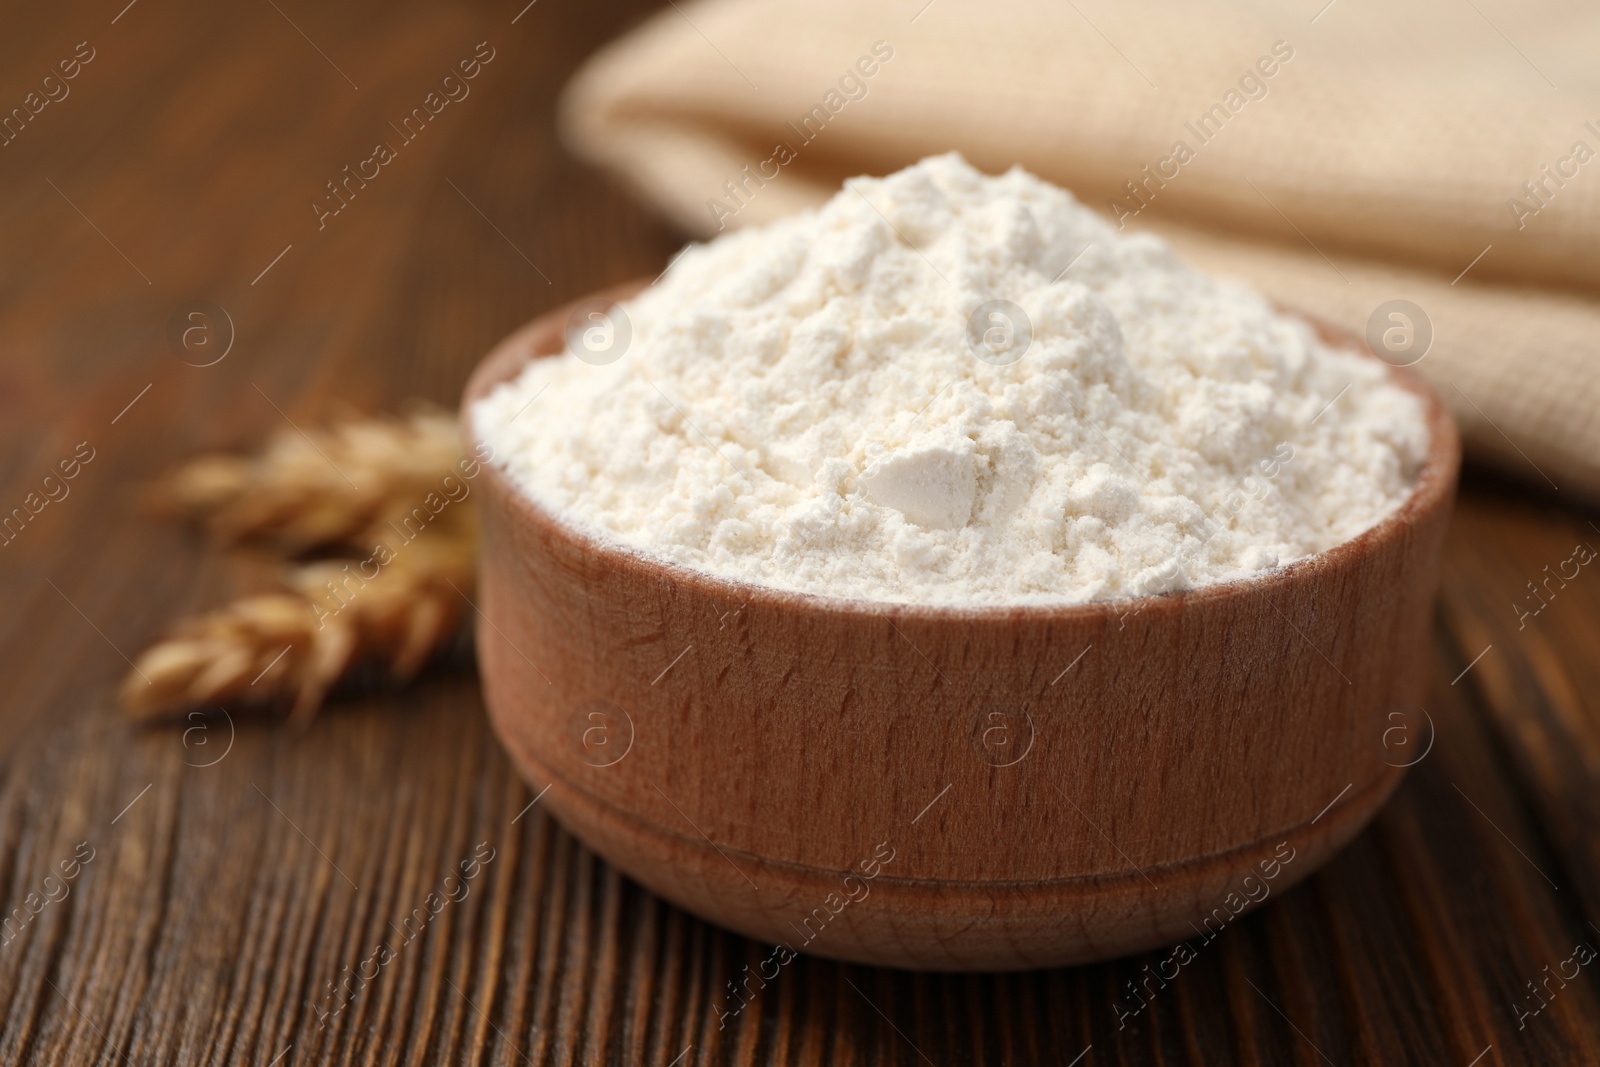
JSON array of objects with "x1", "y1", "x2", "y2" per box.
[{"x1": 562, "y1": 0, "x2": 1600, "y2": 499}]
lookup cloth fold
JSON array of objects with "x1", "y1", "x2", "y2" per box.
[{"x1": 561, "y1": 0, "x2": 1600, "y2": 498}]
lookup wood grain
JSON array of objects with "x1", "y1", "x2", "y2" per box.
[{"x1": 0, "y1": 0, "x2": 1596, "y2": 1062}]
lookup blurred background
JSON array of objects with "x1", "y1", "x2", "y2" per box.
[{"x1": 2, "y1": 0, "x2": 1598, "y2": 1063}]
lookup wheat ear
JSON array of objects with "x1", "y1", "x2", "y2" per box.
[
  {"x1": 122, "y1": 525, "x2": 476, "y2": 723},
  {"x1": 123, "y1": 408, "x2": 481, "y2": 722},
  {"x1": 147, "y1": 407, "x2": 464, "y2": 553}
]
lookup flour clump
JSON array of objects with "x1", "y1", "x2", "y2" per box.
[{"x1": 474, "y1": 153, "x2": 1428, "y2": 605}]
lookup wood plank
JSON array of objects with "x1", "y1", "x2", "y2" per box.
[{"x1": 0, "y1": 1, "x2": 1596, "y2": 1063}]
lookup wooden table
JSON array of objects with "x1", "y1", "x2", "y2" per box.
[{"x1": 3, "y1": 1, "x2": 1597, "y2": 1063}]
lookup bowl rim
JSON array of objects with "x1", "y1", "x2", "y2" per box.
[{"x1": 462, "y1": 281, "x2": 1461, "y2": 623}]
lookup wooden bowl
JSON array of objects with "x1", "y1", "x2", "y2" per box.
[{"x1": 462, "y1": 284, "x2": 1459, "y2": 971}]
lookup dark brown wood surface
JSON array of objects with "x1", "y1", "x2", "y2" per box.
[{"x1": 0, "y1": 1, "x2": 1596, "y2": 1063}]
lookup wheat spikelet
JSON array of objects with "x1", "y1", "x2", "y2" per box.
[
  {"x1": 124, "y1": 406, "x2": 482, "y2": 723},
  {"x1": 148, "y1": 407, "x2": 463, "y2": 553}
]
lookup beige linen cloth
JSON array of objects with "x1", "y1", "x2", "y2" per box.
[{"x1": 562, "y1": 0, "x2": 1600, "y2": 499}]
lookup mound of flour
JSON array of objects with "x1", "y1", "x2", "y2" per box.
[{"x1": 474, "y1": 154, "x2": 1427, "y2": 605}]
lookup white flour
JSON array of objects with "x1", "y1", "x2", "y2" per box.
[{"x1": 474, "y1": 154, "x2": 1427, "y2": 605}]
